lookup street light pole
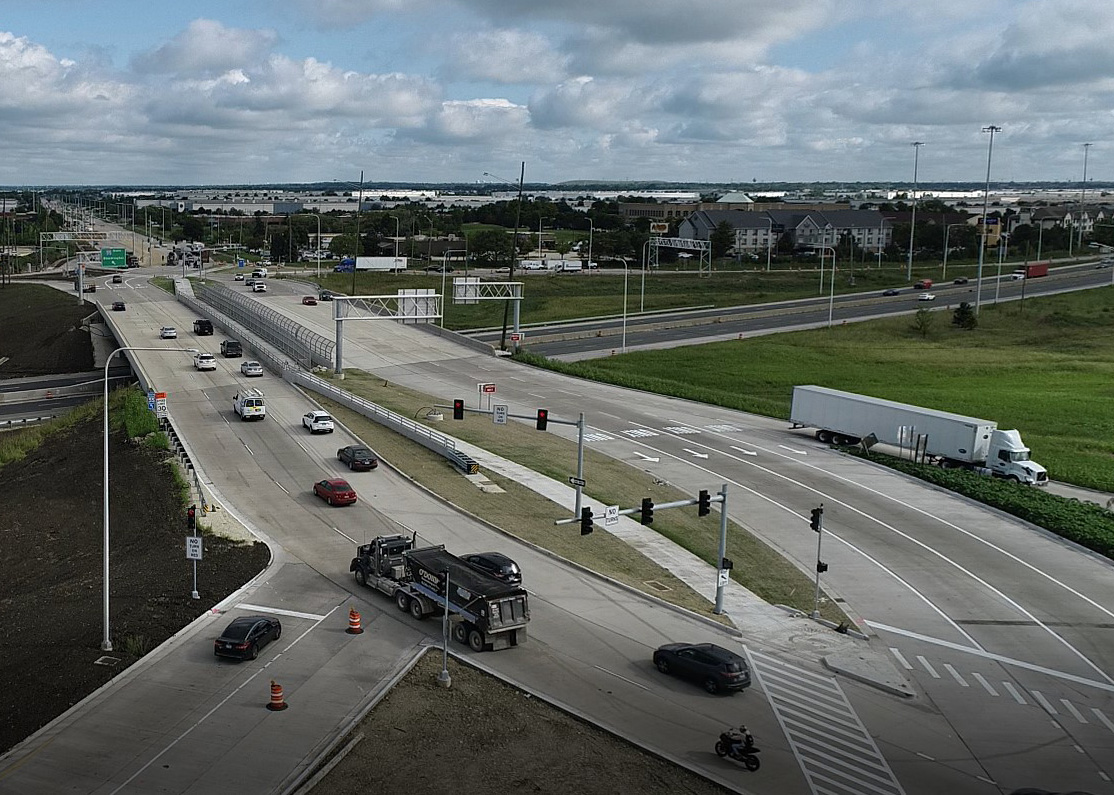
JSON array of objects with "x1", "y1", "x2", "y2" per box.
[
  {"x1": 941, "y1": 222, "x2": 966, "y2": 281},
  {"x1": 351, "y1": 170, "x2": 363, "y2": 295},
  {"x1": 975, "y1": 126, "x2": 1001, "y2": 315},
  {"x1": 587, "y1": 217, "x2": 593, "y2": 275},
  {"x1": 1079, "y1": 142, "x2": 1092, "y2": 252},
  {"x1": 308, "y1": 213, "x2": 322, "y2": 279},
  {"x1": 390, "y1": 215, "x2": 400, "y2": 259},
  {"x1": 103, "y1": 346, "x2": 196, "y2": 652},
  {"x1": 906, "y1": 142, "x2": 924, "y2": 281},
  {"x1": 484, "y1": 164, "x2": 525, "y2": 352},
  {"x1": 814, "y1": 245, "x2": 837, "y2": 328}
]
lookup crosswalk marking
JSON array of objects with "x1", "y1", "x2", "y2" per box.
[
  {"x1": 916, "y1": 655, "x2": 940, "y2": 678},
  {"x1": 1002, "y1": 681, "x2": 1027, "y2": 704},
  {"x1": 620, "y1": 428, "x2": 658, "y2": 437},
  {"x1": 662, "y1": 425, "x2": 700, "y2": 434},
  {"x1": 943, "y1": 663, "x2": 969, "y2": 687},
  {"x1": 704, "y1": 424, "x2": 740, "y2": 432},
  {"x1": 749, "y1": 650, "x2": 905, "y2": 795},
  {"x1": 972, "y1": 672, "x2": 999, "y2": 696},
  {"x1": 1032, "y1": 690, "x2": 1059, "y2": 715},
  {"x1": 889, "y1": 648, "x2": 913, "y2": 670},
  {"x1": 583, "y1": 432, "x2": 614, "y2": 442}
]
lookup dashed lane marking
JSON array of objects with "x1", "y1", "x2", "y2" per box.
[
  {"x1": 1002, "y1": 681, "x2": 1027, "y2": 704},
  {"x1": 1032, "y1": 690, "x2": 1059, "y2": 715},
  {"x1": 1060, "y1": 700, "x2": 1089, "y2": 724},
  {"x1": 890, "y1": 648, "x2": 913, "y2": 670},
  {"x1": 972, "y1": 673, "x2": 999, "y2": 696},
  {"x1": 917, "y1": 655, "x2": 940, "y2": 678},
  {"x1": 943, "y1": 663, "x2": 969, "y2": 687}
]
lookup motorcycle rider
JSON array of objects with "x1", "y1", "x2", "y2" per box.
[{"x1": 725, "y1": 724, "x2": 755, "y2": 756}]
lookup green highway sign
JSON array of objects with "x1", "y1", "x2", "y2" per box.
[{"x1": 101, "y1": 248, "x2": 127, "y2": 269}]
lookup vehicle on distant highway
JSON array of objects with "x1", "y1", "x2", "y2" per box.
[
  {"x1": 302, "y1": 410, "x2": 334, "y2": 434},
  {"x1": 337, "y1": 445, "x2": 378, "y2": 471},
  {"x1": 252, "y1": 282, "x2": 267, "y2": 293},
  {"x1": 111, "y1": 300, "x2": 125, "y2": 311},
  {"x1": 213, "y1": 616, "x2": 281, "y2": 661},
  {"x1": 313, "y1": 478, "x2": 356, "y2": 506},
  {"x1": 462, "y1": 552, "x2": 522, "y2": 586},
  {"x1": 913, "y1": 279, "x2": 933, "y2": 289},
  {"x1": 111, "y1": 274, "x2": 123, "y2": 284},
  {"x1": 194, "y1": 352, "x2": 217, "y2": 371},
  {"x1": 220, "y1": 339, "x2": 242, "y2": 358},
  {"x1": 652, "y1": 642, "x2": 752, "y2": 695},
  {"x1": 193, "y1": 319, "x2": 213, "y2": 335},
  {"x1": 234, "y1": 273, "x2": 245, "y2": 281},
  {"x1": 952, "y1": 277, "x2": 969, "y2": 285},
  {"x1": 240, "y1": 360, "x2": 264, "y2": 377},
  {"x1": 301, "y1": 295, "x2": 317, "y2": 305},
  {"x1": 882, "y1": 289, "x2": 900, "y2": 296},
  {"x1": 159, "y1": 326, "x2": 177, "y2": 339},
  {"x1": 917, "y1": 293, "x2": 936, "y2": 302}
]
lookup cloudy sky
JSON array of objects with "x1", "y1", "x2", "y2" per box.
[{"x1": 1, "y1": 0, "x2": 1111, "y2": 186}]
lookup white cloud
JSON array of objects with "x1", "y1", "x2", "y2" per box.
[
  {"x1": 130, "y1": 19, "x2": 279, "y2": 75},
  {"x1": 443, "y1": 29, "x2": 567, "y2": 84}
]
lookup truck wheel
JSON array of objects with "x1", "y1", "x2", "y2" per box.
[
  {"x1": 468, "y1": 630, "x2": 486, "y2": 652},
  {"x1": 354, "y1": 568, "x2": 367, "y2": 587},
  {"x1": 1008, "y1": 475, "x2": 1020, "y2": 484},
  {"x1": 409, "y1": 598, "x2": 426, "y2": 620},
  {"x1": 452, "y1": 623, "x2": 469, "y2": 644},
  {"x1": 395, "y1": 592, "x2": 410, "y2": 613},
  {"x1": 816, "y1": 430, "x2": 833, "y2": 443}
]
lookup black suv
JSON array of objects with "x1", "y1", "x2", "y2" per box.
[
  {"x1": 193, "y1": 319, "x2": 213, "y2": 335},
  {"x1": 653, "y1": 642, "x2": 752, "y2": 694},
  {"x1": 220, "y1": 339, "x2": 242, "y2": 358},
  {"x1": 462, "y1": 552, "x2": 522, "y2": 586}
]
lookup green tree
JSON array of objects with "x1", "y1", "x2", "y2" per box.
[
  {"x1": 711, "y1": 221, "x2": 734, "y2": 259},
  {"x1": 912, "y1": 308, "x2": 935, "y2": 337},
  {"x1": 469, "y1": 229, "x2": 512, "y2": 266},
  {"x1": 952, "y1": 302, "x2": 978, "y2": 330}
]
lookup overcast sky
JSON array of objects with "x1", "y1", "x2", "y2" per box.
[{"x1": 1, "y1": 0, "x2": 1111, "y2": 186}]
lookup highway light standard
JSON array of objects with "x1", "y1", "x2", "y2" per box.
[
  {"x1": 975, "y1": 125, "x2": 1001, "y2": 315},
  {"x1": 307, "y1": 213, "x2": 322, "y2": 279},
  {"x1": 352, "y1": 170, "x2": 364, "y2": 296},
  {"x1": 103, "y1": 346, "x2": 197, "y2": 652},
  {"x1": 813, "y1": 245, "x2": 837, "y2": 328},
  {"x1": 483, "y1": 165, "x2": 525, "y2": 351},
  {"x1": 906, "y1": 142, "x2": 924, "y2": 281},
  {"x1": 941, "y1": 222, "x2": 967, "y2": 281}
]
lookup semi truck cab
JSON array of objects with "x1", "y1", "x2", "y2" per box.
[{"x1": 986, "y1": 429, "x2": 1048, "y2": 485}]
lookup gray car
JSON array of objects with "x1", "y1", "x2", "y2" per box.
[{"x1": 240, "y1": 360, "x2": 264, "y2": 377}]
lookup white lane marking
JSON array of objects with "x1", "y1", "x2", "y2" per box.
[
  {"x1": 916, "y1": 656, "x2": 940, "y2": 678},
  {"x1": 778, "y1": 444, "x2": 808, "y2": 454},
  {"x1": 1002, "y1": 682, "x2": 1027, "y2": 704},
  {"x1": 943, "y1": 663, "x2": 969, "y2": 687},
  {"x1": 634, "y1": 452, "x2": 660, "y2": 462},
  {"x1": 867, "y1": 621, "x2": 1114, "y2": 694},
  {"x1": 682, "y1": 448, "x2": 709, "y2": 459},
  {"x1": 619, "y1": 428, "x2": 981, "y2": 648},
  {"x1": 108, "y1": 605, "x2": 339, "y2": 794},
  {"x1": 1032, "y1": 691, "x2": 1059, "y2": 714},
  {"x1": 972, "y1": 672, "x2": 999, "y2": 696},
  {"x1": 1060, "y1": 700, "x2": 1089, "y2": 724},
  {"x1": 236, "y1": 603, "x2": 330, "y2": 621},
  {"x1": 890, "y1": 648, "x2": 913, "y2": 670},
  {"x1": 679, "y1": 420, "x2": 1114, "y2": 680},
  {"x1": 243, "y1": 443, "x2": 254, "y2": 456},
  {"x1": 730, "y1": 445, "x2": 758, "y2": 456},
  {"x1": 1093, "y1": 709, "x2": 1114, "y2": 734},
  {"x1": 276, "y1": 482, "x2": 290, "y2": 495},
  {"x1": 333, "y1": 526, "x2": 358, "y2": 544},
  {"x1": 592, "y1": 665, "x2": 649, "y2": 690}
]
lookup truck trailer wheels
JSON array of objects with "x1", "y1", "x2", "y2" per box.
[
  {"x1": 452, "y1": 623, "x2": 469, "y2": 644},
  {"x1": 409, "y1": 598, "x2": 426, "y2": 620},
  {"x1": 468, "y1": 629, "x2": 486, "y2": 653},
  {"x1": 395, "y1": 591, "x2": 411, "y2": 613},
  {"x1": 354, "y1": 568, "x2": 367, "y2": 586}
]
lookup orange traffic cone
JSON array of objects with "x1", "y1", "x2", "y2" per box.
[
  {"x1": 346, "y1": 607, "x2": 364, "y2": 635},
  {"x1": 267, "y1": 680, "x2": 288, "y2": 711}
]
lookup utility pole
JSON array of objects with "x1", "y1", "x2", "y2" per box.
[
  {"x1": 975, "y1": 126, "x2": 1001, "y2": 315},
  {"x1": 906, "y1": 142, "x2": 924, "y2": 281}
]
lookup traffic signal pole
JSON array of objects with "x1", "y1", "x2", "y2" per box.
[{"x1": 713, "y1": 484, "x2": 730, "y2": 615}]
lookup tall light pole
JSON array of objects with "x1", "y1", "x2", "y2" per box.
[
  {"x1": 351, "y1": 170, "x2": 364, "y2": 295},
  {"x1": 483, "y1": 165, "x2": 525, "y2": 351},
  {"x1": 1078, "y1": 142, "x2": 1092, "y2": 252},
  {"x1": 389, "y1": 215, "x2": 401, "y2": 259},
  {"x1": 975, "y1": 126, "x2": 1001, "y2": 315},
  {"x1": 586, "y1": 217, "x2": 594, "y2": 275},
  {"x1": 814, "y1": 245, "x2": 837, "y2": 328},
  {"x1": 641, "y1": 238, "x2": 651, "y2": 312},
  {"x1": 308, "y1": 213, "x2": 322, "y2": 278},
  {"x1": 941, "y1": 222, "x2": 967, "y2": 280},
  {"x1": 906, "y1": 142, "x2": 924, "y2": 281},
  {"x1": 103, "y1": 346, "x2": 197, "y2": 651},
  {"x1": 765, "y1": 216, "x2": 773, "y2": 271}
]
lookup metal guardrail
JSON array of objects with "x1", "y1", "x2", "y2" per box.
[
  {"x1": 191, "y1": 281, "x2": 334, "y2": 369},
  {"x1": 0, "y1": 415, "x2": 56, "y2": 429},
  {"x1": 290, "y1": 370, "x2": 479, "y2": 475}
]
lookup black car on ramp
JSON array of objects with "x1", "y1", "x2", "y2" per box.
[
  {"x1": 652, "y1": 642, "x2": 751, "y2": 694},
  {"x1": 214, "y1": 616, "x2": 282, "y2": 661}
]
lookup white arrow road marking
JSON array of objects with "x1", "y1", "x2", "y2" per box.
[
  {"x1": 634, "y1": 452, "x2": 660, "y2": 463},
  {"x1": 682, "y1": 448, "x2": 709, "y2": 459},
  {"x1": 730, "y1": 445, "x2": 758, "y2": 456},
  {"x1": 778, "y1": 444, "x2": 808, "y2": 454}
]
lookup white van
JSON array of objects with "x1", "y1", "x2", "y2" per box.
[
  {"x1": 557, "y1": 261, "x2": 582, "y2": 273},
  {"x1": 252, "y1": 267, "x2": 268, "y2": 278},
  {"x1": 233, "y1": 388, "x2": 267, "y2": 421}
]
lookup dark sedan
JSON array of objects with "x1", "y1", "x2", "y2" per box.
[
  {"x1": 953, "y1": 277, "x2": 969, "y2": 284},
  {"x1": 881, "y1": 289, "x2": 900, "y2": 296},
  {"x1": 214, "y1": 615, "x2": 281, "y2": 660},
  {"x1": 314, "y1": 478, "x2": 357, "y2": 506},
  {"x1": 462, "y1": 552, "x2": 522, "y2": 586},
  {"x1": 111, "y1": 301, "x2": 126, "y2": 311},
  {"x1": 337, "y1": 445, "x2": 378, "y2": 471},
  {"x1": 652, "y1": 642, "x2": 751, "y2": 694}
]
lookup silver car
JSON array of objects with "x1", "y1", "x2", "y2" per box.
[
  {"x1": 160, "y1": 326, "x2": 177, "y2": 339},
  {"x1": 240, "y1": 360, "x2": 264, "y2": 377}
]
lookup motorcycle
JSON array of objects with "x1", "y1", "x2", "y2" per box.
[{"x1": 715, "y1": 731, "x2": 761, "y2": 771}]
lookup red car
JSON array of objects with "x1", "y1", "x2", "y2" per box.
[
  {"x1": 301, "y1": 295, "x2": 318, "y2": 306},
  {"x1": 313, "y1": 478, "x2": 357, "y2": 506}
]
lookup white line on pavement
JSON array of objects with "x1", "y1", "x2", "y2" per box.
[
  {"x1": 1060, "y1": 700, "x2": 1089, "y2": 724},
  {"x1": 943, "y1": 664, "x2": 969, "y2": 687},
  {"x1": 1032, "y1": 691, "x2": 1059, "y2": 714},
  {"x1": 972, "y1": 673, "x2": 999, "y2": 696},
  {"x1": 917, "y1": 656, "x2": 940, "y2": 678},
  {"x1": 890, "y1": 648, "x2": 913, "y2": 669},
  {"x1": 1002, "y1": 681, "x2": 1027, "y2": 704}
]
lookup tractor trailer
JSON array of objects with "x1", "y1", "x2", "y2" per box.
[
  {"x1": 789, "y1": 385, "x2": 1048, "y2": 485},
  {"x1": 350, "y1": 535, "x2": 529, "y2": 651}
]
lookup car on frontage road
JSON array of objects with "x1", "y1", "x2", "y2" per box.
[
  {"x1": 313, "y1": 478, "x2": 357, "y2": 506},
  {"x1": 159, "y1": 326, "x2": 177, "y2": 339},
  {"x1": 301, "y1": 295, "x2": 317, "y2": 305},
  {"x1": 194, "y1": 352, "x2": 217, "y2": 371},
  {"x1": 302, "y1": 410, "x2": 334, "y2": 433},
  {"x1": 462, "y1": 552, "x2": 522, "y2": 586},
  {"x1": 917, "y1": 293, "x2": 937, "y2": 302},
  {"x1": 111, "y1": 301, "x2": 125, "y2": 311},
  {"x1": 240, "y1": 360, "x2": 264, "y2": 377},
  {"x1": 881, "y1": 289, "x2": 900, "y2": 296},
  {"x1": 213, "y1": 616, "x2": 282, "y2": 661},
  {"x1": 337, "y1": 445, "x2": 378, "y2": 471},
  {"x1": 652, "y1": 642, "x2": 752, "y2": 695}
]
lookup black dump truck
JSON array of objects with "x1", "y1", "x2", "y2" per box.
[{"x1": 351, "y1": 535, "x2": 529, "y2": 651}]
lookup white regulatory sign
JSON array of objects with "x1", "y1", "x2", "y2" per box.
[
  {"x1": 604, "y1": 505, "x2": 619, "y2": 527},
  {"x1": 186, "y1": 536, "x2": 203, "y2": 561},
  {"x1": 155, "y1": 396, "x2": 168, "y2": 419},
  {"x1": 493, "y1": 404, "x2": 508, "y2": 425},
  {"x1": 717, "y1": 569, "x2": 730, "y2": 587}
]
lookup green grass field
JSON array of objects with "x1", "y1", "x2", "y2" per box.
[{"x1": 527, "y1": 287, "x2": 1114, "y2": 492}]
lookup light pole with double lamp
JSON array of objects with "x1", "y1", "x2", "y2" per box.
[
  {"x1": 975, "y1": 126, "x2": 1001, "y2": 315},
  {"x1": 482, "y1": 166, "x2": 525, "y2": 351},
  {"x1": 307, "y1": 213, "x2": 322, "y2": 278},
  {"x1": 941, "y1": 222, "x2": 968, "y2": 281},
  {"x1": 103, "y1": 345, "x2": 197, "y2": 651},
  {"x1": 813, "y1": 245, "x2": 837, "y2": 328},
  {"x1": 906, "y1": 142, "x2": 924, "y2": 281}
]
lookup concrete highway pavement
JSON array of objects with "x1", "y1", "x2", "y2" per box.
[{"x1": 263, "y1": 289, "x2": 1114, "y2": 793}]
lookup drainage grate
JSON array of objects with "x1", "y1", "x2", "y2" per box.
[
  {"x1": 94, "y1": 656, "x2": 121, "y2": 667},
  {"x1": 644, "y1": 580, "x2": 672, "y2": 592}
]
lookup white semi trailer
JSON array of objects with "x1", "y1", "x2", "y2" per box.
[{"x1": 790, "y1": 385, "x2": 1048, "y2": 485}]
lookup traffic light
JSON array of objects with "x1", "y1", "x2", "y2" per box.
[
  {"x1": 816, "y1": 561, "x2": 829, "y2": 574},
  {"x1": 810, "y1": 506, "x2": 823, "y2": 532},
  {"x1": 640, "y1": 497, "x2": 654, "y2": 526},
  {"x1": 536, "y1": 408, "x2": 549, "y2": 431},
  {"x1": 187, "y1": 504, "x2": 196, "y2": 530},
  {"x1": 697, "y1": 489, "x2": 711, "y2": 517},
  {"x1": 580, "y1": 507, "x2": 594, "y2": 536},
  {"x1": 452, "y1": 399, "x2": 464, "y2": 420}
]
